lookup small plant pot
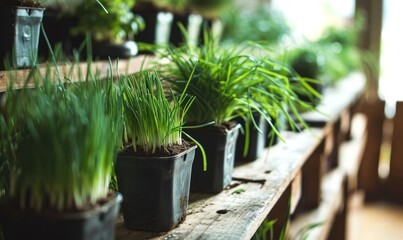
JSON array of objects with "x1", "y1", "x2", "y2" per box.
[
  {"x1": 0, "y1": 192, "x2": 122, "y2": 240},
  {"x1": 186, "y1": 123, "x2": 241, "y2": 193},
  {"x1": 92, "y1": 40, "x2": 138, "y2": 60},
  {"x1": 115, "y1": 145, "x2": 196, "y2": 232},
  {"x1": 0, "y1": 6, "x2": 44, "y2": 70},
  {"x1": 235, "y1": 114, "x2": 268, "y2": 162}
]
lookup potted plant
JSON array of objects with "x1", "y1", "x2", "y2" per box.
[
  {"x1": 221, "y1": 3, "x2": 290, "y2": 46},
  {"x1": 115, "y1": 69, "x2": 202, "y2": 231},
  {"x1": 154, "y1": 29, "x2": 314, "y2": 191},
  {"x1": 316, "y1": 23, "x2": 368, "y2": 85},
  {"x1": 0, "y1": 59, "x2": 124, "y2": 239},
  {"x1": 69, "y1": 0, "x2": 145, "y2": 59},
  {"x1": 0, "y1": 0, "x2": 45, "y2": 69},
  {"x1": 268, "y1": 42, "x2": 322, "y2": 109}
]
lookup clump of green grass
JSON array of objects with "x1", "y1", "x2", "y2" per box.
[
  {"x1": 1, "y1": 44, "x2": 123, "y2": 211},
  {"x1": 120, "y1": 69, "x2": 196, "y2": 154},
  {"x1": 154, "y1": 28, "x2": 318, "y2": 140}
]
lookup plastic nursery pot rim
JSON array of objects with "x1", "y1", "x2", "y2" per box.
[{"x1": 118, "y1": 144, "x2": 197, "y2": 160}]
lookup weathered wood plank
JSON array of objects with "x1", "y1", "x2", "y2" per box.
[
  {"x1": 325, "y1": 118, "x2": 342, "y2": 170},
  {"x1": 289, "y1": 169, "x2": 346, "y2": 240},
  {"x1": 297, "y1": 137, "x2": 325, "y2": 211},
  {"x1": 357, "y1": 99, "x2": 384, "y2": 201},
  {"x1": 0, "y1": 55, "x2": 153, "y2": 92},
  {"x1": 291, "y1": 171, "x2": 302, "y2": 214},
  {"x1": 267, "y1": 184, "x2": 292, "y2": 240},
  {"x1": 116, "y1": 129, "x2": 323, "y2": 240}
]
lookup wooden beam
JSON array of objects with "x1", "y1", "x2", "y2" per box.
[
  {"x1": 297, "y1": 138, "x2": 325, "y2": 211},
  {"x1": 357, "y1": 99, "x2": 385, "y2": 201},
  {"x1": 386, "y1": 102, "x2": 403, "y2": 203},
  {"x1": 290, "y1": 169, "x2": 347, "y2": 240},
  {"x1": 355, "y1": 0, "x2": 383, "y2": 98},
  {"x1": 0, "y1": 55, "x2": 153, "y2": 92}
]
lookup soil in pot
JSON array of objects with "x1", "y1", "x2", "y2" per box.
[
  {"x1": 185, "y1": 122, "x2": 241, "y2": 193},
  {"x1": 115, "y1": 143, "x2": 196, "y2": 232},
  {"x1": 0, "y1": 192, "x2": 122, "y2": 240}
]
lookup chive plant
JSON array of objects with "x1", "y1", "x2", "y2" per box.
[
  {"x1": 155, "y1": 29, "x2": 318, "y2": 140},
  {"x1": 1, "y1": 53, "x2": 123, "y2": 212},
  {"x1": 120, "y1": 69, "x2": 196, "y2": 154}
]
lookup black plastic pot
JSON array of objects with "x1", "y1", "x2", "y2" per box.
[
  {"x1": 235, "y1": 114, "x2": 268, "y2": 162},
  {"x1": 0, "y1": 6, "x2": 44, "y2": 70},
  {"x1": 91, "y1": 40, "x2": 139, "y2": 60},
  {"x1": 186, "y1": 123, "x2": 241, "y2": 193},
  {"x1": 115, "y1": 145, "x2": 196, "y2": 232},
  {"x1": 0, "y1": 192, "x2": 122, "y2": 240}
]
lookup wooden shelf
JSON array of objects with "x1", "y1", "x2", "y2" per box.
[
  {"x1": 290, "y1": 112, "x2": 367, "y2": 240},
  {"x1": 289, "y1": 169, "x2": 346, "y2": 240},
  {"x1": 0, "y1": 55, "x2": 153, "y2": 92},
  {"x1": 114, "y1": 73, "x2": 367, "y2": 239},
  {"x1": 0, "y1": 56, "x2": 366, "y2": 239},
  {"x1": 116, "y1": 129, "x2": 322, "y2": 240}
]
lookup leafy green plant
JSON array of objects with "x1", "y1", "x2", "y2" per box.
[
  {"x1": 252, "y1": 219, "x2": 277, "y2": 240},
  {"x1": 252, "y1": 196, "x2": 322, "y2": 240},
  {"x1": 222, "y1": 4, "x2": 290, "y2": 45},
  {"x1": 119, "y1": 68, "x2": 193, "y2": 148},
  {"x1": 70, "y1": 0, "x2": 145, "y2": 44},
  {"x1": 314, "y1": 13, "x2": 377, "y2": 85},
  {"x1": 153, "y1": 28, "x2": 318, "y2": 141},
  {"x1": 315, "y1": 26, "x2": 361, "y2": 84},
  {"x1": 119, "y1": 68, "x2": 210, "y2": 169},
  {"x1": 285, "y1": 46, "x2": 324, "y2": 80},
  {"x1": 1, "y1": 49, "x2": 123, "y2": 212},
  {"x1": 274, "y1": 44, "x2": 325, "y2": 107},
  {"x1": 252, "y1": 218, "x2": 322, "y2": 240}
]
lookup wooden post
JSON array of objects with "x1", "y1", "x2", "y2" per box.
[
  {"x1": 357, "y1": 99, "x2": 385, "y2": 201},
  {"x1": 327, "y1": 118, "x2": 342, "y2": 170},
  {"x1": 355, "y1": 0, "x2": 384, "y2": 201},
  {"x1": 267, "y1": 185, "x2": 291, "y2": 240},
  {"x1": 328, "y1": 174, "x2": 348, "y2": 240},
  {"x1": 355, "y1": 0, "x2": 383, "y2": 99},
  {"x1": 386, "y1": 102, "x2": 403, "y2": 203},
  {"x1": 297, "y1": 139, "x2": 325, "y2": 212}
]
